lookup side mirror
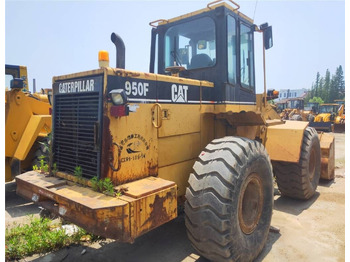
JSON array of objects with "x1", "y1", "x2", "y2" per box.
[
  {"x1": 10, "y1": 78, "x2": 24, "y2": 89},
  {"x1": 263, "y1": 26, "x2": 273, "y2": 50}
]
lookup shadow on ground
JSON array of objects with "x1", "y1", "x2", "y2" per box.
[
  {"x1": 6, "y1": 181, "x2": 40, "y2": 220},
  {"x1": 273, "y1": 192, "x2": 320, "y2": 216}
]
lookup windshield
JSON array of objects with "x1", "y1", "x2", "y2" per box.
[
  {"x1": 319, "y1": 105, "x2": 338, "y2": 113},
  {"x1": 287, "y1": 100, "x2": 303, "y2": 109},
  {"x1": 164, "y1": 17, "x2": 216, "y2": 70}
]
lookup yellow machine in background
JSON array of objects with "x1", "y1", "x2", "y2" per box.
[
  {"x1": 279, "y1": 98, "x2": 314, "y2": 121},
  {"x1": 5, "y1": 64, "x2": 52, "y2": 182},
  {"x1": 309, "y1": 103, "x2": 344, "y2": 132},
  {"x1": 15, "y1": 2, "x2": 335, "y2": 261},
  {"x1": 333, "y1": 99, "x2": 345, "y2": 132}
]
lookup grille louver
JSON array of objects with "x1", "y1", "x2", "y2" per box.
[{"x1": 53, "y1": 92, "x2": 101, "y2": 179}]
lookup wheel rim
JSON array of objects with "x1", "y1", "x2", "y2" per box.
[
  {"x1": 238, "y1": 173, "x2": 264, "y2": 235},
  {"x1": 309, "y1": 147, "x2": 316, "y2": 181}
]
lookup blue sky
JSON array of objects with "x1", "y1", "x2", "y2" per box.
[{"x1": 4, "y1": 0, "x2": 345, "y2": 94}]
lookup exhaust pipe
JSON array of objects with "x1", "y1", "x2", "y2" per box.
[{"x1": 111, "y1": 32, "x2": 125, "y2": 69}]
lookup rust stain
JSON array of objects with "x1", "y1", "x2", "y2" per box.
[
  {"x1": 100, "y1": 116, "x2": 112, "y2": 180},
  {"x1": 143, "y1": 191, "x2": 174, "y2": 228}
]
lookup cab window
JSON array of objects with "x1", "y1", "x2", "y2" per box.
[
  {"x1": 240, "y1": 23, "x2": 255, "y2": 90},
  {"x1": 227, "y1": 15, "x2": 237, "y2": 84},
  {"x1": 164, "y1": 17, "x2": 216, "y2": 70}
]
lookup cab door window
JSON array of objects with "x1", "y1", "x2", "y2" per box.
[
  {"x1": 240, "y1": 23, "x2": 255, "y2": 90},
  {"x1": 227, "y1": 15, "x2": 237, "y2": 84}
]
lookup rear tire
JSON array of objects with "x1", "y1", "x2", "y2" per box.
[
  {"x1": 272, "y1": 127, "x2": 320, "y2": 200},
  {"x1": 185, "y1": 137, "x2": 273, "y2": 262}
]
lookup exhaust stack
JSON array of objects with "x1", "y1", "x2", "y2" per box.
[{"x1": 111, "y1": 33, "x2": 125, "y2": 69}]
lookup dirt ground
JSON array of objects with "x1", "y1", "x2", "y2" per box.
[{"x1": 5, "y1": 133, "x2": 345, "y2": 262}]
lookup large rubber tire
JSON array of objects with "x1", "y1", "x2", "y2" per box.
[
  {"x1": 272, "y1": 127, "x2": 320, "y2": 200},
  {"x1": 185, "y1": 137, "x2": 274, "y2": 262}
]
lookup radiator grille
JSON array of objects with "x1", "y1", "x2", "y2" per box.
[{"x1": 53, "y1": 92, "x2": 101, "y2": 179}]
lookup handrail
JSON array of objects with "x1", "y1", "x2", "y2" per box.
[
  {"x1": 207, "y1": 0, "x2": 240, "y2": 10},
  {"x1": 149, "y1": 19, "x2": 168, "y2": 28},
  {"x1": 151, "y1": 103, "x2": 163, "y2": 128}
]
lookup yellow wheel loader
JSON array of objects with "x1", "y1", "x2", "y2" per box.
[
  {"x1": 279, "y1": 98, "x2": 314, "y2": 121},
  {"x1": 15, "y1": 1, "x2": 335, "y2": 261},
  {"x1": 5, "y1": 64, "x2": 52, "y2": 182},
  {"x1": 309, "y1": 103, "x2": 344, "y2": 132}
]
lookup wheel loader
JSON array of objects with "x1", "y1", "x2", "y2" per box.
[
  {"x1": 279, "y1": 98, "x2": 314, "y2": 121},
  {"x1": 5, "y1": 64, "x2": 52, "y2": 182},
  {"x1": 15, "y1": 1, "x2": 335, "y2": 261},
  {"x1": 309, "y1": 103, "x2": 344, "y2": 132}
]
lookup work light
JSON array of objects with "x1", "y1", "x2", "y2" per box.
[{"x1": 109, "y1": 89, "x2": 128, "y2": 105}]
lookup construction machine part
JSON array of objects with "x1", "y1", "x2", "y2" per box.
[
  {"x1": 308, "y1": 121, "x2": 333, "y2": 132},
  {"x1": 16, "y1": 172, "x2": 177, "y2": 241},
  {"x1": 5, "y1": 64, "x2": 52, "y2": 182},
  {"x1": 272, "y1": 127, "x2": 320, "y2": 200},
  {"x1": 333, "y1": 123, "x2": 345, "y2": 133},
  {"x1": 185, "y1": 137, "x2": 273, "y2": 262},
  {"x1": 265, "y1": 120, "x2": 308, "y2": 163},
  {"x1": 318, "y1": 132, "x2": 335, "y2": 180}
]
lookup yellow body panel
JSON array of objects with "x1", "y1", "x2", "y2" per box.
[
  {"x1": 265, "y1": 120, "x2": 308, "y2": 162},
  {"x1": 318, "y1": 133, "x2": 335, "y2": 180},
  {"x1": 13, "y1": 115, "x2": 51, "y2": 160},
  {"x1": 107, "y1": 103, "x2": 158, "y2": 185},
  {"x1": 5, "y1": 88, "x2": 52, "y2": 182},
  {"x1": 158, "y1": 133, "x2": 200, "y2": 167},
  {"x1": 158, "y1": 159, "x2": 196, "y2": 196}
]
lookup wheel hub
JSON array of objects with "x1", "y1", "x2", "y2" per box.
[{"x1": 238, "y1": 173, "x2": 264, "y2": 235}]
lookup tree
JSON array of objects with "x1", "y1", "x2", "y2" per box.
[
  {"x1": 315, "y1": 72, "x2": 320, "y2": 97},
  {"x1": 309, "y1": 96, "x2": 324, "y2": 104},
  {"x1": 309, "y1": 66, "x2": 344, "y2": 103}
]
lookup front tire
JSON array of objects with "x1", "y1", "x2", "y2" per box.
[
  {"x1": 185, "y1": 137, "x2": 273, "y2": 262},
  {"x1": 272, "y1": 127, "x2": 320, "y2": 200}
]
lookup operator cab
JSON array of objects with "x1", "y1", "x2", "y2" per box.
[{"x1": 149, "y1": 1, "x2": 272, "y2": 104}]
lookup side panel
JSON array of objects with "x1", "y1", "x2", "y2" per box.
[{"x1": 107, "y1": 103, "x2": 158, "y2": 185}]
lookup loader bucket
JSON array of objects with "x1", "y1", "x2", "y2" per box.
[{"x1": 318, "y1": 133, "x2": 335, "y2": 180}]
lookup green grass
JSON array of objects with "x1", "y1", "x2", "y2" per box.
[{"x1": 5, "y1": 216, "x2": 98, "y2": 260}]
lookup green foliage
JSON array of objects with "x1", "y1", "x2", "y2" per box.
[
  {"x1": 33, "y1": 155, "x2": 49, "y2": 174},
  {"x1": 103, "y1": 178, "x2": 115, "y2": 196},
  {"x1": 74, "y1": 166, "x2": 83, "y2": 178},
  {"x1": 5, "y1": 216, "x2": 97, "y2": 260},
  {"x1": 52, "y1": 163, "x2": 58, "y2": 175},
  {"x1": 309, "y1": 96, "x2": 324, "y2": 104},
  {"x1": 39, "y1": 132, "x2": 56, "y2": 176},
  {"x1": 309, "y1": 65, "x2": 345, "y2": 103},
  {"x1": 89, "y1": 176, "x2": 116, "y2": 197}
]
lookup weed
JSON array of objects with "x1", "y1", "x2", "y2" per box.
[
  {"x1": 74, "y1": 166, "x2": 83, "y2": 178},
  {"x1": 103, "y1": 178, "x2": 115, "y2": 196},
  {"x1": 5, "y1": 216, "x2": 99, "y2": 260},
  {"x1": 89, "y1": 177, "x2": 116, "y2": 197}
]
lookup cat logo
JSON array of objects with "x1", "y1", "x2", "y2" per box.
[{"x1": 171, "y1": 84, "x2": 188, "y2": 103}]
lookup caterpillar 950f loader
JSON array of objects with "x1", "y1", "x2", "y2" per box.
[{"x1": 16, "y1": 1, "x2": 334, "y2": 261}]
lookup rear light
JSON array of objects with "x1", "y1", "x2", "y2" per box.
[{"x1": 110, "y1": 105, "x2": 129, "y2": 117}]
